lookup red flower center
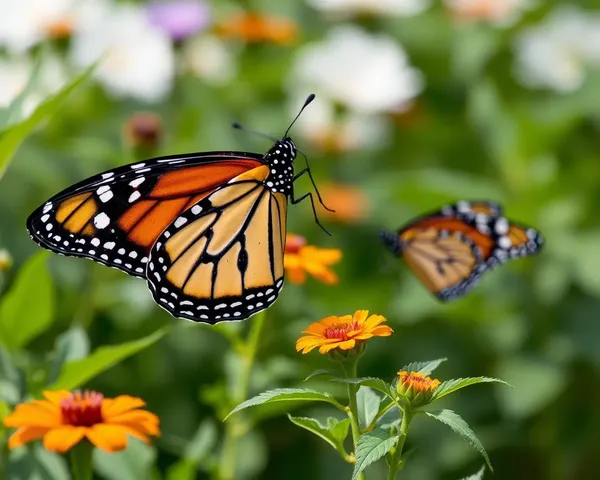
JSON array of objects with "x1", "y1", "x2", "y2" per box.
[
  {"x1": 60, "y1": 390, "x2": 104, "y2": 426},
  {"x1": 324, "y1": 321, "x2": 358, "y2": 340}
]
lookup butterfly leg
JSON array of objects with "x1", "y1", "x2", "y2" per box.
[
  {"x1": 293, "y1": 167, "x2": 335, "y2": 213},
  {"x1": 291, "y1": 190, "x2": 332, "y2": 236}
]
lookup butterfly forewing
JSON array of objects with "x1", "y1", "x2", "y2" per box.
[{"x1": 27, "y1": 152, "x2": 264, "y2": 277}]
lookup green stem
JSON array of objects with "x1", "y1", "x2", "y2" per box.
[
  {"x1": 217, "y1": 311, "x2": 267, "y2": 480},
  {"x1": 368, "y1": 400, "x2": 395, "y2": 430},
  {"x1": 70, "y1": 440, "x2": 93, "y2": 480},
  {"x1": 343, "y1": 356, "x2": 365, "y2": 480},
  {"x1": 387, "y1": 407, "x2": 412, "y2": 480}
]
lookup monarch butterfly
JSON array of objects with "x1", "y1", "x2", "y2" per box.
[
  {"x1": 380, "y1": 200, "x2": 543, "y2": 301},
  {"x1": 27, "y1": 94, "x2": 329, "y2": 324}
]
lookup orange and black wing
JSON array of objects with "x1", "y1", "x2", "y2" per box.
[
  {"x1": 380, "y1": 200, "x2": 543, "y2": 301},
  {"x1": 27, "y1": 152, "x2": 264, "y2": 277},
  {"x1": 147, "y1": 165, "x2": 288, "y2": 323}
]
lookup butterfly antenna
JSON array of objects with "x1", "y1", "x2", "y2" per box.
[
  {"x1": 232, "y1": 122, "x2": 279, "y2": 142},
  {"x1": 284, "y1": 93, "x2": 316, "y2": 138},
  {"x1": 296, "y1": 149, "x2": 335, "y2": 213}
]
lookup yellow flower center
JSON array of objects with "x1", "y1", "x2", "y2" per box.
[
  {"x1": 60, "y1": 390, "x2": 104, "y2": 427},
  {"x1": 397, "y1": 371, "x2": 440, "y2": 393},
  {"x1": 324, "y1": 321, "x2": 358, "y2": 340}
]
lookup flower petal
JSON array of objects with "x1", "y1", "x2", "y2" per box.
[
  {"x1": 313, "y1": 248, "x2": 342, "y2": 265},
  {"x1": 352, "y1": 310, "x2": 369, "y2": 324},
  {"x1": 102, "y1": 396, "x2": 146, "y2": 417},
  {"x1": 371, "y1": 325, "x2": 393, "y2": 337},
  {"x1": 304, "y1": 261, "x2": 338, "y2": 284},
  {"x1": 3, "y1": 403, "x2": 62, "y2": 427},
  {"x1": 337, "y1": 339, "x2": 356, "y2": 351},
  {"x1": 108, "y1": 411, "x2": 160, "y2": 436},
  {"x1": 286, "y1": 266, "x2": 306, "y2": 284},
  {"x1": 318, "y1": 341, "x2": 344, "y2": 354},
  {"x1": 43, "y1": 390, "x2": 72, "y2": 405},
  {"x1": 363, "y1": 314, "x2": 388, "y2": 330},
  {"x1": 319, "y1": 315, "x2": 352, "y2": 328},
  {"x1": 85, "y1": 424, "x2": 130, "y2": 453},
  {"x1": 300, "y1": 321, "x2": 327, "y2": 336},
  {"x1": 43, "y1": 426, "x2": 86, "y2": 453},
  {"x1": 8, "y1": 427, "x2": 50, "y2": 449}
]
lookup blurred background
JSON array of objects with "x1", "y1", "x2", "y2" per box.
[{"x1": 1, "y1": 0, "x2": 600, "y2": 479}]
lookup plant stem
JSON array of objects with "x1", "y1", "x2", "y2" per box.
[
  {"x1": 387, "y1": 407, "x2": 412, "y2": 480},
  {"x1": 70, "y1": 441, "x2": 93, "y2": 480},
  {"x1": 217, "y1": 311, "x2": 267, "y2": 480},
  {"x1": 343, "y1": 356, "x2": 365, "y2": 480}
]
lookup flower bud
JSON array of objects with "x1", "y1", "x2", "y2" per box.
[{"x1": 396, "y1": 371, "x2": 440, "y2": 407}]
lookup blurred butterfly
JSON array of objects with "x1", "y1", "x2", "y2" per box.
[
  {"x1": 380, "y1": 200, "x2": 543, "y2": 301},
  {"x1": 27, "y1": 94, "x2": 330, "y2": 324}
]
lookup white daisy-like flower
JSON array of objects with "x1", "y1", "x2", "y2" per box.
[
  {"x1": 307, "y1": 0, "x2": 430, "y2": 17},
  {"x1": 514, "y1": 7, "x2": 600, "y2": 93},
  {"x1": 445, "y1": 0, "x2": 532, "y2": 26},
  {"x1": 181, "y1": 35, "x2": 236, "y2": 86},
  {"x1": 70, "y1": 2, "x2": 175, "y2": 103},
  {"x1": 0, "y1": 0, "x2": 85, "y2": 53},
  {"x1": 288, "y1": 25, "x2": 423, "y2": 114}
]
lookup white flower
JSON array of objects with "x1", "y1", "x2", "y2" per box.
[
  {"x1": 288, "y1": 26, "x2": 423, "y2": 114},
  {"x1": 445, "y1": 0, "x2": 532, "y2": 26},
  {"x1": 514, "y1": 7, "x2": 600, "y2": 93},
  {"x1": 0, "y1": 0, "x2": 83, "y2": 53},
  {"x1": 289, "y1": 95, "x2": 390, "y2": 151},
  {"x1": 70, "y1": 2, "x2": 175, "y2": 102},
  {"x1": 181, "y1": 35, "x2": 236, "y2": 86},
  {"x1": 307, "y1": 0, "x2": 430, "y2": 17}
]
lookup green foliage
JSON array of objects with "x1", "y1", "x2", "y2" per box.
[
  {"x1": 0, "y1": 64, "x2": 95, "y2": 181},
  {"x1": 356, "y1": 386, "x2": 381, "y2": 430},
  {"x1": 48, "y1": 328, "x2": 168, "y2": 391},
  {"x1": 226, "y1": 388, "x2": 345, "y2": 420},
  {"x1": 352, "y1": 428, "x2": 399, "y2": 480},
  {"x1": 7, "y1": 444, "x2": 70, "y2": 480},
  {"x1": 424, "y1": 410, "x2": 493, "y2": 472},
  {"x1": 432, "y1": 377, "x2": 510, "y2": 401},
  {"x1": 93, "y1": 438, "x2": 156, "y2": 480},
  {"x1": 460, "y1": 466, "x2": 486, "y2": 480},
  {"x1": 287, "y1": 415, "x2": 350, "y2": 458},
  {"x1": 0, "y1": 252, "x2": 54, "y2": 350},
  {"x1": 399, "y1": 358, "x2": 447, "y2": 376},
  {"x1": 331, "y1": 377, "x2": 396, "y2": 401}
]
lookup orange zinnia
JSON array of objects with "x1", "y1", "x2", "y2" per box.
[
  {"x1": 284, "y1": 234, "x2": 342, "y2": 285},
  {"x1": 3, "y1": 390, "x2": 160, "y2": 453},
  {"x1": 296, "y1": 310, "x2": 393, "y2": 355},
  {"x1": 216, "y1": 12, "x2": 297, "y2": 45},
  {"x1": 317, "y1": 183, "x2": 369, "y2": 223}
]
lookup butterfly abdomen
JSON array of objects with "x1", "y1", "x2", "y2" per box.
[{"x1": 380, "y1": 228, "x2": 403, "y2": 254}]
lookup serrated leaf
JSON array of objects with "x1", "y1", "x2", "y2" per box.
[
  {"x1": 225, "y1": 388, "x2": 344, "y2": 420},
  {"x1": 48, "y1": 328, "x2": 168, "y2": 391},
  {"x1": 399, "y1": 358, "x2": 447, "y2": 376},
  {"x1": 303, "y1": 369, "x2": 336, "y2": 382},
  {"x1": 425, "y1": 410, "x2": 492, "y2": 471},
  {"x1": 433, "y1": 377, "x2": 510, "y2": 400},
  {"x1": 460, "y1": 465, "x2": 485, "y2": 480},
  {"x1": 352, "y1": 428, "x2": 399, "y2": 480},
  {"x1": 0, "y1": 63, "x2": 95, "y2": 181},
  {"x1": 356, "y1": 386, "x2": 381, "y2": 430},
  {"x1": 331, "y1": 377, "x2": 395, "y2": 400},
  {"x1": 0, "y1": 252, "x2": 54, "y2": 350},
  {"x1": 288, "y1": 415, "x2": 350, "y2": 457}
]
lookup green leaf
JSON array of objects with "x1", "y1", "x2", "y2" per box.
[
  {"x1": 7, "y1": 443, "x2": 70, "y2": 480},
  {"x1": 288, "y1": 415, "x2": 350, "y2": 458},
  {"x1": 183, "y1": 419, "x2": 218, "y2": 463},
  {"x1": 425, "y1": 410, "x2": 493, "y2": 471},
  {"x1": 225, "y1": 388, "x2": 344, "y2": 420},
  {"x1": 352, "y1": 428, "x2": 399, "y2": 480},
  {"x1": 399, "y1": 358, "x2": 447, "y2": 376},
  {"x1": 94, "y1": 437, "x2": 155, "y2": 480},
  {"x1": 0, "y1": 252, "x2": 54, "y2": 350},
  {"x1": 303, "y1": 369, "x2": 336, "y2": 382},
  {"x1": 432, "y1": 377, "x2": 510, "y2": 401},
  {"x1": 48, "y1": 326, "x2": 90, "y2": 384},
  {"x1": 0, "y1": 63, "x2": 95, "y2": 181},
  {"x1": 48, "y1": 328, "x2": 168, "y2": 391},
  {"x1": 0, "y1": 346, "x2": 22, "y2": 404},
  {"x1": 331, "y1": 377, "x2": 395, "y2": 400},
  {"x1": 460, "y1": 465, "x2": 486, "y2": 480},
  {"x1": 356, "y1": 386, "x2": 381, "y2": 430},
  {"x1": 166, "y1": 460, "x2": 198, "y2": 480}
]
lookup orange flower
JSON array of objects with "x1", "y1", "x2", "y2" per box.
[
  {"x1": 396, "y1": 371, "x2": 440, "y2": 406},
  {"x1": 216, "y1": 12, "x2": 297, "y2": 45},
  {"x1": 284, "y1": 234, "x2": 342, "y2": 285},
  {"x1": 447, "y1": 0, "x2": 518, "y2": 23},
  {"x1": 3, "y1": 390, "x2": 160, "y2": 453},
  {"x1": 317, "y1": 183, "x2": 369, "y2": 223},
  {"x1": 296, "y1": 310, "x2": 393, "y2": 355}
]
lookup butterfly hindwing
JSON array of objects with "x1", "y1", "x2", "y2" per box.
[
  {"x1": 147, "y1": 166, "x2": 288, "y2": 323},
  {"x1": 27, "y1": 152, "x2": 264, "y2": 277}
]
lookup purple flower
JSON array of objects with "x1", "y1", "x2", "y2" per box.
[{"x1": 147, "y1": 1, "x2": 211, "y2": 41}]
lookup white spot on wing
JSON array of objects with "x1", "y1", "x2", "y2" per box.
[{"x1": 93, "y1": 212, "x2": 110, "y2": 229}]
